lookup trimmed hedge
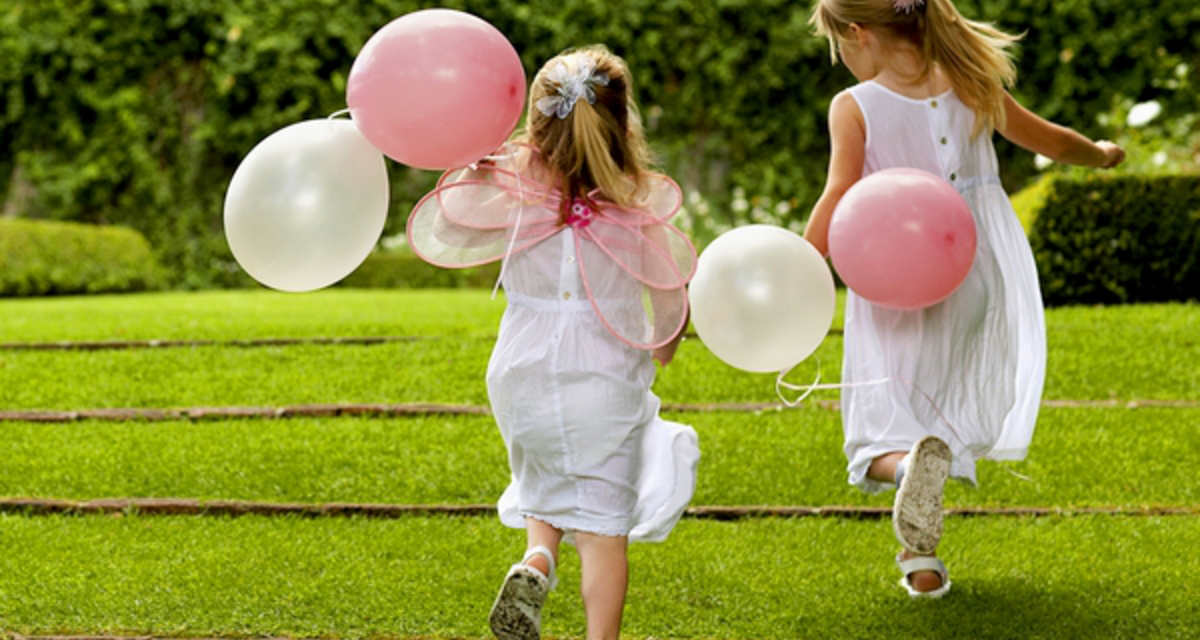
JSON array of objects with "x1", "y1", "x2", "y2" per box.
[
  {"x1": 338, "y1": 249, "x2": 501, "y2": 290},
  {"x1": 1029, "y1": 176, "x2": 1200, "y2": 306},
  {"x1": 0, "y1": 218, "x2": 165, "y2": 296}
]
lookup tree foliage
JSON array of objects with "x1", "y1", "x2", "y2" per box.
[{"x1": 1, "y1": 0, "x2": 1197, "y2": 287}]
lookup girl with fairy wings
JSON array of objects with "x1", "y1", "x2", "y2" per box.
[{"x1": 408, "y1": 45, "x2": 699, "y2": 640}]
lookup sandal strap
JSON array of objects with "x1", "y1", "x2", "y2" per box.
[
  {"x1": 896, "y1": 554, "x2": 947, "y2": 578},
  {"x1": 522, "y1": 545, "x2": 558, "y2": 590},
  {"x1": 895, "y1": 553, "x2": 951, "y2": 599}
]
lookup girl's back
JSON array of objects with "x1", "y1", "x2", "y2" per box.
[{"x1": 846, "y1": 81, "x2": 999, "y2": 187}]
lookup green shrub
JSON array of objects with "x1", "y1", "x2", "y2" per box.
[
  {"x1": 1029, "y1": 175, "x2": 1200, "y2": 306},
  {"x1": 338, "y1": 248, "x2": 501, "y2": 290},
  {"x1": 1010, "y1": 173, "x2": 1054, "y2": 234},
  {"x1": 0, "y1": 218, "x2": 165, "y2": 296}
]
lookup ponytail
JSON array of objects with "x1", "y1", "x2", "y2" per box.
[
  {"x1": 923, "y1": 0, "x2": 1019, "y2": 137},
  {"x1": 522, "y1": 46, "x2": 654, "y2": 222},
  {"x1": 571, "y1": 93, "x2": 639, "y2": 207},
  {"x1": 811, "y1": 0, "x2": 1020, "y2": 137}
]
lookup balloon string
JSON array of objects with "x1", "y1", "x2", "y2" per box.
[
  {"x1": 776, "y1": 362, "x2": 1031, "y2": 482},
  {"x1": 775, "y1": 361, "x2": 890, "y2": 407},
  {"x1": 775, "y1": 365, "x2": 968, "y2": 452},
  {"x1": 997, "y1": 465, "x2": 1034, "y2": 482},
  {"x1": 489, "y1": 142, "x2": 523, "y2": 300}
]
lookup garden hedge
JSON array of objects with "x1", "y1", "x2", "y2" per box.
[
  {"x1": 1029, "y1": 175, "x2": 1200, "y2": 306},
  {"x1": 1, "y1": 0, "x2": 1197, "y2": 288},
  {"x1": 0, "y1": 218, "x2": 165, "y2": 296}
]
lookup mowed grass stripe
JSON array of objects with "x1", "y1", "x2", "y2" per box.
[
  {"x1": 3, "y1": 397, "x2": 1198, "y2": 424},
  {"x1": 0, "y1": 290, "x2": 512, "y2": 342},
  {"x1": 2, "y1": 333, "x2": 1196, "y2": 410},
  {"x1": 1, "y1": 514, "x2": 1197, "y2": 639},
  {"x1": 0, "y1": 335, "x2": 433, "y2": 351},
  {"x1": 4, "y1": 498, "x2": 1196, "y2": 520},
  {"x1": 2, "y1": 408, "x2": 1196, "y2": 508}
]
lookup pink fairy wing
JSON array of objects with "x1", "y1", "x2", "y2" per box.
[
  {"x1": 407, "y1": 165, "x2": 561, "y2": 268},
  {"x1": 582, "y1": 212, "x2": 695, "y2": 290},
  {"x1": 636, "y1": 173, "x2": 686, "y2": 222},
  {"x1": 575, "y1": 231, "x2": 691, "y2": 350},
  {"x1": 573, "y1": 175, "x2": 697, "y2": 349},
  {"x1": 583, "y1": 175, "x2": 696, "y2": 288}
]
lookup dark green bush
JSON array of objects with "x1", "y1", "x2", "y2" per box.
[
  {"x1": 0, "y1": 218, "x2": 166, "y2": 296},
  {"x1": 1, "y1": 0, "x2": 1196, "y2": 288},
  {"x1": 1029, "y1": 176, "x2": 1200, "y2": 306},
  {"x1": 338, "y1": 249, "x2": 501, "y2": 290}
]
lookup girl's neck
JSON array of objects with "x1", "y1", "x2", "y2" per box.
[{"x1": 867, "y1": 49, "x2": 951, "y2": 100}]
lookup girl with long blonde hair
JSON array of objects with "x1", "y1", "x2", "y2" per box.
[{"x1": 804, "y1": 0, "x2": 1123, "y2": 598}]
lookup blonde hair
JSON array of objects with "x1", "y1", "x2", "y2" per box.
[
  {"x1": 811, "y1": 0, "x2": 1020, "y2": 137},
  {"x1": 519, "y1": 45, "x2": 654, "y2": 222}
]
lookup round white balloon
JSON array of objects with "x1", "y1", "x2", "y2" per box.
[
  {"x1": 224, "y1": 119, "x2": 389, "y2": 292},
  {"x1": 688, "y1": 225, "x2": 836, "y2": 373}
]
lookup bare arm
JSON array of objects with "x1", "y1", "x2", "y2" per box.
[
  {"x1": 998, "y1": 92, "x2": 1124, "y2": 169},
  {"x1": 652, "y1": 305, "x2": 687, "y2": 366},
  {"x1": 804, "y1": 91, "x2": 867, "y2": 257}
]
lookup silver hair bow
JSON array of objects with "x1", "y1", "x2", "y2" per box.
[
  {"x1": 893, "y1": 0, "x2": 925, "y2": 13},
  {"x1": 535, "y1": 56, "x2": 611, "y2": 119}
]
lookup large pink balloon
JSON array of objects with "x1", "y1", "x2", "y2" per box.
[
  {"x1": 829, "y1": 168, "x2": 977, "y2": 310},
  {"x1": 347, "y1": 10, "x2": 526, "y2": 170}
]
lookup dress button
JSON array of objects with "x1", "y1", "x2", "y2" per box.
[
  {"x1": 931, "y1": 100, "x2": 938, "y2": 109},
  {"x1": 950, "y1": 173, "x2": 957, "y2": 181},
  {"x1": 563, "y1": 292, "x2": 572, "y2": 300},
  {"x1": 566, "y1": 255, "x2": 576, "y2": 264},
  {"x1": 940, "y1": 137, "x2": 948, "y2": 145}
]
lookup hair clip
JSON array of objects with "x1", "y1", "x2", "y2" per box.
[
  {"x1": 535, "y1": 55, "x2": 611, "y2": 119},
  {"x1": 893, "y1": 0, "x2": 925, "y2": 13}
]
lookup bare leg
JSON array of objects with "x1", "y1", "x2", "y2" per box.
[
  {"x1": 524, "y1": 517, "x2": 563, "y2": 578},
  {"x1": 869, "y1": 451, "x2": 945, "y2": 593},
  {"x1": 867, "y1": 451, "x2": 906, "y2": 484},
  {"x1": 574, "y1": 532, "x2": 628, "y2": 640},
  {"x1": 490, "y1": 518, "x2": 564, "y2": 640}
]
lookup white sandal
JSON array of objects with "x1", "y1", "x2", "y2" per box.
[
  {"x1": 488, "y1": 546, "x2": 557, "y2": 640},
  {"x1": 896, "y1": 553, "x2": 952, "y2": 599},
  {"x1": 893, "y1": 436, "x2": 951, "y2": 555}
]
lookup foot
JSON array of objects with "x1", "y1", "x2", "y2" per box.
[
  {"x1": 896, "y1": 551, "x2": 951, "y2": 599},
  {"x1": 898, "y1": 550, "x2": 946, "y2": 593},
  {"x1": 489, "y1": 547, "x2": 556, "y2": 640},
  {"x1": 892, "y1": 436, "x2": 951, "y2": 555}
]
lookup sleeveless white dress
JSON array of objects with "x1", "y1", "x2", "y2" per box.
[{"x1": 840, "y1": 81, "x2": 1046, "y2": 492}]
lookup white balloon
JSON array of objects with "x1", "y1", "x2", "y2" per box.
[
  {"x1": 224, "y1": 119, "x2": 389, "y2": 292},
  {"x1": 688, "y1": 225, "x2": 836, "y2": 373}
]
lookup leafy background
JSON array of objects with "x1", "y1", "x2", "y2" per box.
[{"x1": 1, "y1": 0, "x2": 1197, "y2": 287}]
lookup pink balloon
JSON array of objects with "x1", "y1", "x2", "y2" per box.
[
  {"x1": 828, "y1": 168, "x2": 977, "y2": 310},
  {"x1": 347, "y1": 10, "x2": 526, "y2": 170}
]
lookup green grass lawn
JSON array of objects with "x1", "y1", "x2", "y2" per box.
[
  {"x1": 1, "y1": 290, "x2": 1198, "y2": 639},
  {"x1": 2, "y1": 292, "x2": 1195, "y2": 409},
  {"x1": 2, "y1": 514, "x2": 1197, "y2": 640},
  {"x1": 0, "y1": 290, "x2": 509, "y2": 342},
  {"x1": 1, "y1": 408, "x2": 1197, "y2": 509}
]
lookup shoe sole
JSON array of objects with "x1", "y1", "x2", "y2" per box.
[
  {"x1": 893, "y1": 436, "x2": 951, "y2": 555},
  {"x1": 489, "y1": 567, "x2": 545, "y2": 640}
]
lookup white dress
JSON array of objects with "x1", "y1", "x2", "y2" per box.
[
  {"x1": 405, "y1": 155, "x2": 699, "y2": 540},
  {"x1": 840, "y1": 81, "x2": 1046, "y2": 492},
  {"x1": 489, "y1": 229, "x2": 700, "y2": 541}
]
